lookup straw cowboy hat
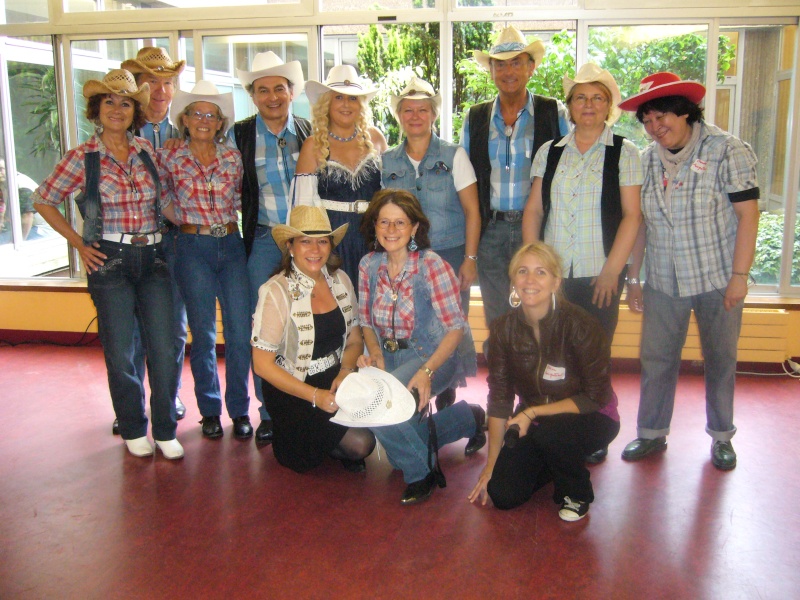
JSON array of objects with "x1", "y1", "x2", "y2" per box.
[
  {"x1": 236, "y1": 51, "x2": 305, "y2": 93},
  {"x1": 389, "y1": 76, "x2": 442, "y2": 122},
  {"x1": 331, "y1": 367, "x2": 416, "y2": 428},
  {"x1": 83, "y1": 69, "x2": 150, "y2": 106},
  {"x1": 121, "y1": 46, "x2": 185, "y2": 78},
  {"x1": 170, "y1": 80, "x2": 236, "y2": 135},
  {"x1": 618, "y1": 72, "x2": 706, "y2": 112},
  {"x1": 563, "y1": 63, "x2": 623, "y2": 125},
  {"x1": 305, "y1": 65, "x2": 378, "y2": 105},
  {"x1": 473, "y1": 25, "x2": 546, "y2": 71},
  {"x1": 271, "y1": 205, "x2": 348, "y2": 250}
]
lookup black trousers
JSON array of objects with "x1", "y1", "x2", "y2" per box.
[{"x1": 487, "y1": 412, "x2": 620, "y2": 510}]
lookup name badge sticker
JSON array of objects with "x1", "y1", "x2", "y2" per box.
[
  {"x1": 543, "y1": 364, "x2": 566, "y2": 381},
  {"x1": 690, "y1": 159, "x2": 707, "y2": 174}
]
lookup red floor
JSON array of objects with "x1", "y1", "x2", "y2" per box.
[{"x1": 1, "y1": 344, "x2": 798, "y2": 599}]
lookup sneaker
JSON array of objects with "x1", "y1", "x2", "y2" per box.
[{"x1": 558, "y1": 496, "x2": 589, "y2": 522}]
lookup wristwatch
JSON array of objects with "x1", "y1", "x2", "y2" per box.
[{"x1": 626, "y1": 277, "x2": 640, "y2": 285}]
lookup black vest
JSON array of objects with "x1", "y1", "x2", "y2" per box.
[
  {"x1": 468, "y1": 95, "x2": 560, "y2": 235},
  {"x1": 233, "y1": 114, "x2": 311, "y2": 257},
  {"x1": 540, "y1": 134, "x2": 624, "y2": 257}
]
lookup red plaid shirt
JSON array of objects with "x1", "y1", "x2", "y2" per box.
[
  {"x1": 32, "y1": 133, "x2": 166, "y2": 234},
  {"x1": 158, "y1": 143, "x2": 243, "y2": 226},
  {"x1": 358, "y1": 250, "x2": 465, "y2": 340}
]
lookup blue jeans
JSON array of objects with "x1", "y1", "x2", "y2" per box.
[
  {"x1": 436, "y1": 244, "x2": 470, "y2": 317},
  {"x1": 132, "y1": 226, "x2": 187, "y2": 399},
  {"x1": 369, "y1": 346, "x2": 476, "y2": 483},
  {"x1": 477, "y1": 219, "x2": 524, "y2": 328},
  {"x1": 176, "y1": 231, "x2": 251, "y2": 419},
  {"x1": 87, "y1": 240, "x2": 178, "y2": 441},
  {"x1": 638, "y1": 284, "x2": 742, "y2": 441},
  {"x1": 247, "y1": 225, "x2": 284, "y2": 421}
]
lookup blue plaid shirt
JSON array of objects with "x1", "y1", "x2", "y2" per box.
[
  {"x1": 462, "y1": 91, "x2": 570, "y2": 211},
  {"x1": 137, "y1": 116, "x2": 179, "y2": 149}
]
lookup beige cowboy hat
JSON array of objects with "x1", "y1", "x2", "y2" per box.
[
  {"x1": 121, "y1": 47, "x2": 185, "y2": 78},
  {"x1": 473, "y1": 25, "x2": 546, "y2": 71},
  {"x1": 332, "y1": 367, "x2": 416, "y2": 428},
  {"x1": 83, "y1": 69, "x2": 150, "y2": 106},
  {"x1": 236, "y1": 51, "x2": 305, "y2": 93},
  {"x1": 170, "y1": 80, "x2": 236, "y2": 135},
  {"x1": 563, "y1": 63, "x2": 622, "y2": 125},
  {"x1": 305, "y1": 65, "x2": 378, "y2": 105},
  {"x1": 389, "y1": 76, "x2": 442, "y2": 123},
  {"x1": 271, "y1": 205, "x2": 348, "y2": 250},
  {"x1": 618, "y1": 72, "x2": 706, "y2": 112}
]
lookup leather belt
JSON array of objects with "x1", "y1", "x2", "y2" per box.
[
  {"x1": 180, "y1": 223, "x2": 238, "y2": 237},
  {"x1": 382, "y1": 338, "x2": 409, "y2": 353},
  {"x1": 102, "y1": 232, "x2": 162, "y2": 246},
  {"x1": 491, "y1": 210, "x2": 523, "y2": 223},
  {"x1": 307, "y1": 351, "x2": 340, "y2": 376},
  {"x1": 321, "y1": 199, "x2": 369, "y2": 214}
]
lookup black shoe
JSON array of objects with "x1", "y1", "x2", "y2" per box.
[
  {"x1": 400, "y1": 472, "x2": 436, "y2": 505},
  {"x1": 711, "y1": 440, "x2": 737, "y2": 470},
  {"x1": 255, "y1": 419, "x2": 274, "y2": 446},
  {"x1": 232, "y1": 416, "x2": 253, "y2": 439},
  {"x1": 200, "y1": 416, "x2": 223, "y2": 439},
  {"x1": 586, "y1": 446, "x2": 608, "y2": 464},
  {"x1": 465, "y1": 404, "x2": 487, "y2": 456},
  {"x1": 621, "y1": 437, "x2": 667, "y2": 461},
  {"x1": 112, "y1": 418, "x2": 120, "y2": 436},
  {"x1": 175, "y1": 397, "x2": 186, "y2": 420},
  {"x1": 340, "y1": 458, "x2": 366, "y2": 473},
  {"x1": 559, "y1": 496, "x2": 590, "y2": 522},
  {"x1": 434, "y1": 387, "x2": 456, "y2": 412}
]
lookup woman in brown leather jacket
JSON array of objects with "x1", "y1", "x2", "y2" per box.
[{"x1": 468, "y1": 242, "x2": 620, "y2": 521}]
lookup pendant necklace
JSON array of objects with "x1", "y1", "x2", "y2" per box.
[
  {"x1": 109, "y1": 155, "x2": 140, "y2": 200},
  {"x1": 193, "y1": 158, "x2": 216, "y2": 211},
  {"x1": 504, "y1": 112, "x2": 522, "y2": 172},
  {"x1": 329, "y1": 129, "x2": 359, "y2": 143}
]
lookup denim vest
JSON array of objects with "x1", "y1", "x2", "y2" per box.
[
  {"x1": 381, "y1": 134, "x2": 463, "y2": 251},
  {"x1": 365, "y1": 250, "x2": 477, "y2": 387}
]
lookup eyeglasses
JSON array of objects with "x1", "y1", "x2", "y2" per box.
[
  {"x1": 572, "y1": 94, "x2": 609, "y2": 106},
  {"x1": 189, "y1": 111, "x2": 222, "y2": 121},
  {"x1": 376, "y1": 218, "x2": 411, "y2": 231}
]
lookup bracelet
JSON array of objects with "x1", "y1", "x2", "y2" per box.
[
  {"x1": 732, "y1": 271, "x2": 750, "y2": 279},
  {"x1": 626, "y1": 277, "x2": 640, "y2": 285},
  {"x1": 523, "y1": 407, "x2": 537, "y2": 421},
  {"x1": 420, "y1": 366, "x2": 435, "y2": 379},
  {"x1": 465, "y1": 255, "x2": 478, "y2": 261},
  {"x1": 312, "y1": 387, "x2": 318, "y2": 408},
  {"x1": 340, "y1": 366, "x2": 356, "y2": 373}
]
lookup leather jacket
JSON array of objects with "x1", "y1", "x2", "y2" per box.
[{"x1": 486, "y1": 299, "x2": 615, "y2": 420}]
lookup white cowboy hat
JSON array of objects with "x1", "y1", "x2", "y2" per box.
[
  {"x1": 170, "y1": 80, "x2": 235, "y2": 135},
  {"x1": 236, "y1": 51, "x2": 305, "y2": 94},
  {"x1": 389, "y1": 76, "x2": 442, "y2": 123},
  {"x1": 83, "y1": 69, "x2": 150, "y2": 107},
  {"x1": 332, "y1": 367, "x2": 416, "y2": 428},
  {"x1": 563, "y1": 63, "x2": 622, "y2": 125},
  {"x1": 305, "y1": 65, "x2": 378, "y2": 105},
  {"x1": 473, "y1": 25, "x2": 546, "y2": 71},
  {"x1": 121, "y1": 46, "x2": 185, "y2": 79},
  {"x1": 271, "y1": 205, "x2": 348, "y2": 250}
]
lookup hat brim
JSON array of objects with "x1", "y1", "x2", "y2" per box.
[
  {"x1": 618, "y1": 80, "x2": 706, "y2": 112},
  {"x1": 390, "y1": 92, "x2": 442, "y2": 124},
  {"x1": 473, "y1": 40, "x2": 545, "y2": 71},
  {"x1": 169, "y1": 89, "x2": 236, "y2": 135},
  {"x1": 563, "y1": 72, "x2": 622, "y2": 126},
  {"x1": 83, "y1": 79, "x2": 150, "y2": 107},
  {"x1": 331, "y1": 367, "x2": 417, "y2": 428},
  {"x1": 236, "y1": 60, "x2": 305, "y2": 95},
  {"x1": 120, "y1": 59, "x2": 186, "y2": 79},
  {"x1": 271, "y1": 222, "x2": 349, "y2": 251},
  {"x1": 305, "y1": 80, "x2": 378, "y2": 106}
]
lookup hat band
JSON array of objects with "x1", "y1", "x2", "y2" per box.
[
  {"x1": 400, "y1": 89, "x2": 433, "y2": 99},
  {"x1": 329, "y1": 81, "x2": 363, "y2": 90},
  {"x1": 301, "y1": 229, "x2": 333, "y2": 235},
  {"x1": 490, "y1": 41, "x2": 527, "y2": 54}
]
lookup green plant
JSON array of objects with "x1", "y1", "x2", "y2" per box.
[
  {"x1": 12, "y1": 65, "x2": 61, "y2": 157},
  {"x1": 752, "y1": 212, "x2": 800, "y2": 285}
]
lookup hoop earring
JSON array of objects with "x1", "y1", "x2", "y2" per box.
[
  {"x1": 509, "y1": 288, "x2": 521, "y2": 308},
  {"x1": 408, "y1": 235, "x2": 418, "y2": 252},
  {"x1": 552, "y1": 292, "x2": 557, "y2": 311}
]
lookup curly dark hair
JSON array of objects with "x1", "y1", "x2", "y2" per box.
[
  {"x1": 635, "y1": 95, "x2": 704, "y2": 125},
  {"x1": 360, "y1": 188, "x2": 431, "y2": 253},
  {"x1": 85, "y1": 94, "x2": 147, "y2": 131},
  {"x1": 278, "y1": 236, "x2": 342, "y2": 277}
]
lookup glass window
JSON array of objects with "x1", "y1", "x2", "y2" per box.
[
  {"x1": 323, "y1": 0, "x2": 436, "y2": 11},
  {"x1": 201, "y1": 33, "x2": 310, "y2": 123},
  {"x1": 2, "y1": 0, "x2": 49, "y2": 24},
  {"x1": 455, "y1": 0, "x2": 576, "y2": 7},
  {"x1": 0, "y1": 36, "x2": 68, "y2": 278},
  {"x1": 64, "y1": 0, "x2": 300, "y2": 14}
]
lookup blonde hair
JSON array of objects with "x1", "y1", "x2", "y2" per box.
[
  {"x1": 508, "y1": 241, "x2": 565, "y2": 299},
  {"x1": 311, "y1": 91, "x2": 375, "y2": 169}
]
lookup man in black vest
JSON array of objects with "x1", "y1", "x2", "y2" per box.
[
  {"x1": 231, "y1": 52, "x2": 311, "y2": 445},
  {"x1": 462, "y1": 26, "x2": 569, "y2": 333}
]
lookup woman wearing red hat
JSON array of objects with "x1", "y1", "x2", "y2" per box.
[{"x1": 617, "y1": 72, "x2": 760, "y2": 471}]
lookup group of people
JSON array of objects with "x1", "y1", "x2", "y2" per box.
[{"x1": 32, "y1": 23, "x2": 759, "y2": 521}]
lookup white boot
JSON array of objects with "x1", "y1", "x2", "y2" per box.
[
  {"x1": 125, "y1": 436, "x2": 154, "y2": 457},
  {"x1": 155, "y1": 438, "x2": 185, "y2": 460}
]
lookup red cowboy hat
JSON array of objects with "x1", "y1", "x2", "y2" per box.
[{"x1": 618, "y1": 72, "x2": 706, "y2": 112}]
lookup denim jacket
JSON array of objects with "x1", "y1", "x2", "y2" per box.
[{"x1": 382, "y1": 134, "x2": 463, "y2": 251}]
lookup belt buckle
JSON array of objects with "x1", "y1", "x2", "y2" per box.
[
  {"x1": 383, "y1": 339, "x2": 399, "y2": 353},
  {"x1": 210, "y1": 224, "x2": 227, "y2": 238},
  {"x1": 505, "y1": 210, "x2": 522, "y2": 223},
  {"x1": 130, "y1": 234, "x2": 149, "y2": 246},
  {"x1": 354, "y1": 201, "x2": 368, "y2": 214}
]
